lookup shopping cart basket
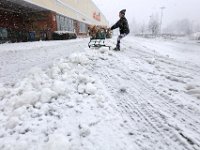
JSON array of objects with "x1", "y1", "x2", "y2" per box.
[{"x1": 88, "y1": 26, "x2": 111, "y2": 49}]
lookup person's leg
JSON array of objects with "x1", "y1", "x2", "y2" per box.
[{"x1": 116, "y1": 33, "x2": 127, "y2": 50}]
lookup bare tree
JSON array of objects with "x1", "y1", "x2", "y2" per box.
[
  {"x1": 148, "y1": 14, "x2": 160, "y2": 36},
  {"x1": 139, "y1": 23, "x2": 147, "y2": 35}
]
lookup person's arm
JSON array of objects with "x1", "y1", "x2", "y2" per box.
[{"x1": 111, "y1": 20, "x2": 120, "y2": 30}]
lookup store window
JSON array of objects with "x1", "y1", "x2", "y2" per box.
[
  {"x1": 56, "y1": 15, "x2": 74, "y2": 32},
  {"x1": 79, "y1": 22, "x2": 87, "y2": 33}
]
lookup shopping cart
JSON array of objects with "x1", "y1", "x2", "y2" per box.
[{"x1": 88, "y1": 26, "x2": 112, "y2": 49}]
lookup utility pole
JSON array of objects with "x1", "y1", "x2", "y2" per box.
[
  {"x1": 149, "y1": 14, "x2": 152, "y2": 34},
  {"x1": 160, "y1": 6, "x2": 166, "y2": 35}
]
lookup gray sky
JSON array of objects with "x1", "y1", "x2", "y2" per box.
[{"x1": 92, "y1": 0, "x2": 200, "y2": 27}]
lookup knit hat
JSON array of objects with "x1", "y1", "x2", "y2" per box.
[{"x1": 120, "y1": 9, "x2": 126, "y2": 15}]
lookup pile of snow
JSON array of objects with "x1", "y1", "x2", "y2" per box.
[
  {"x1": 0, "y1": 51, "x2": 101, "y2": 111},
  {"x1": 69, "y1": 53, "x2": 89, "y2": 65},
  {"x1": 44, "y1": 133, "x2": 70, "y2": 150},
  {"x1": 0, "y1": 48, "x2": 133, "y2": 150}
]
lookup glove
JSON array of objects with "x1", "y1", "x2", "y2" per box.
[{"x1": 106, "y1": 28, "x2": 111, "y2": 32}]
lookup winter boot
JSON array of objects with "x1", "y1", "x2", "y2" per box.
[{"x1": 113, "y1": 44, "x2": 120, "y2": 51}]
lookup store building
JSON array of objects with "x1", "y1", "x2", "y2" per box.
[{"x1": 0, "y1": 0, "x2": 108, "y2": 43}]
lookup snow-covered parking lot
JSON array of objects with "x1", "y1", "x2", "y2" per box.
[{"x1": 0, "y1": 36, "x2": 200, "y2": 150}]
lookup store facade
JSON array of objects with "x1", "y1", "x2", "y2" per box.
[{"x1": 0, "y1": 0, "x2": 108, "y2": 43}]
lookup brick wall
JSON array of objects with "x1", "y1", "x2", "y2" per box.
[
  {"x1": 0, "y1": 10, "x2": 57, "y2": 41},
  {"x1": 0, "y1": 10, "x2": 24, "y2": 30}
]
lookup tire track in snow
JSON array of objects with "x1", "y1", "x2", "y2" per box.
[
  {"x1": 121, "y1": 41, "x2": 200, "y2": 127},
  {"x1": 97, "y1": 66, "x2": 196, "y2": 150},
  {"x1": 121, "y1": 40, "x2": 200, "y2": 148},
  {"x1": 90, "y1": 47, "x2": 200, "y2": 149}
]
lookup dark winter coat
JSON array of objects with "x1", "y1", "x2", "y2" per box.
[{"x1": 111, "y1": 16, "x2": 130, "y2": 34}]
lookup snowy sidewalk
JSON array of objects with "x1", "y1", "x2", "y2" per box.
[{"x1": 0, "y1": 39, "x2": 88, "y2": 85}]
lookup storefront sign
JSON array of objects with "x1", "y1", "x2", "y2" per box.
[{"x1": 93, "y1": 12, "x2": 101, "y2": 21}]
